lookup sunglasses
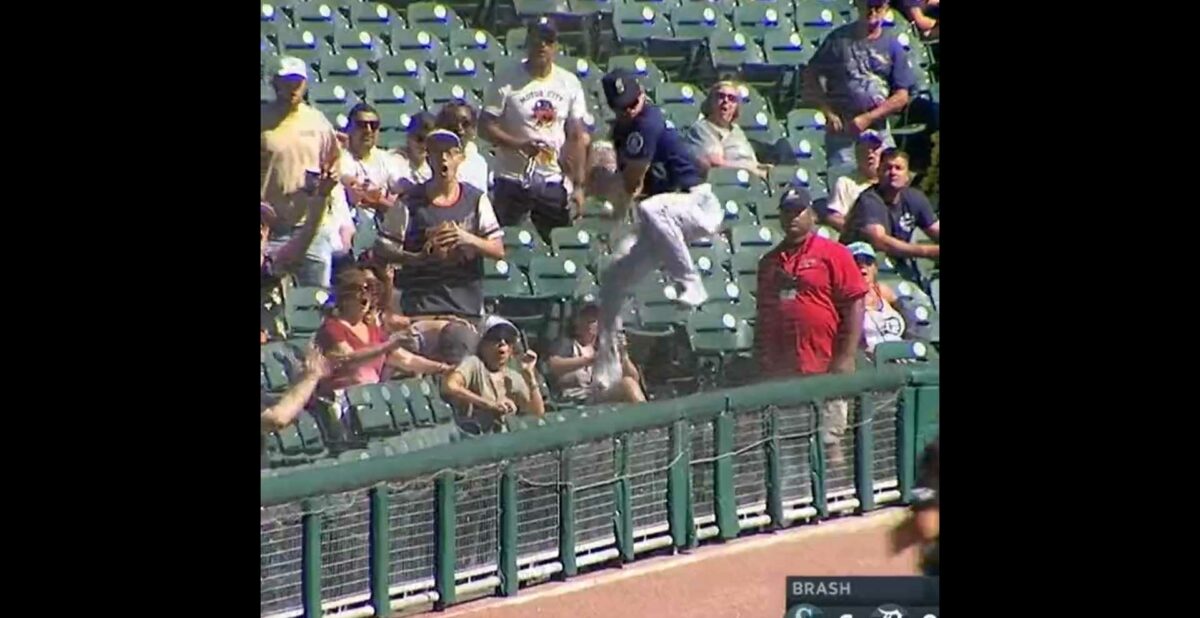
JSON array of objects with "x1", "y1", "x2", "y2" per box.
[
  {"x1": 854, "y1": 256, "x2": 876, "y2": 266},
  {"x1": 714, "y1": 92, "x2": 740, "y2": 104},
  {"x1": 354, "y1": 120, "x2": 380, "y2": 131}
]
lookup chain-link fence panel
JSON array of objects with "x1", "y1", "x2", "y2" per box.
[
  {"x1": 628, "y1": 427, "x2": 671, "y2": 534},
  {"x1": 515, "y1": 451, "x2": 561, "y2": 562},
  {"x1": 871, "y1": 389, "x2": 903, "y2": 487},
  {"x1": 776, "y1": 403, "x2": 815, "y2": 504},
  {"x1": 733, "y1": 410, "x2": 767, "y2": 510},
  {"x1": 388, "y1": 478, "x2": 435, "y2": 588},
  {"x1": 572, "y1": 438, "x2": 616, "y2": 548},
  {"x1": 319, "y1": 490, "x2": 372, "y2": 605},
  {"x1": 261, "y1": 502, "x2": 305, "y2": 616},
  {"x1": 455, "y1": 463, "x2": 500, "y2": 573},
  {"x1": 691, "y1": 421, "x2": 715, "y2": 521}
]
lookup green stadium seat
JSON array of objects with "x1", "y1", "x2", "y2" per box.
[
  {"x1": 872, "y1": 340, "x2": 933, "y2": 367},
  {"x1": 698, "y1": 277, "x2": 755, "y2": 319},
  {"x1": 788, "y1": 134, "x2": 828, "y2": 170},
  {"x1": 376, "y1": 55, "x2": 434, "y2": 95},
  {"x1": 424, "y1": 82, "x2": 482, "y2": 108},
  {"x1": 528, "y1": 255, "x2": 588, "y2": 299},
  {"x1": 654, "y1": 81, "x2": 701, "y2": 104},
  {"x1": 308, "y1": 82, "x2": 355, "y2": 107},
  {"x1": 708, "y1": 31, "x2": 765, "y2": 72},
  {"x1": 427, "y1": 384, "x2": 456, "y2": 424},
  {"x1": 786, "y1": 107, "x2": 828, "y2": 134},
  {"x1": 291, "y1": 2, "x2": 344, "y2": 42},
  {"x1": 365, "y1": 82, "x2": 426, "y2": 114},
  {"x1": 567, "y1": 0, "x2": 617, "y2": 15},
  {"x1": 262, "y1": 2, "x2": 287, "y2": 27},
  {"x1": 317, "y1": 53, "x2": 372, "y2": 90},
  {"x1": 274, "y1": 424, "x2": 311, "y2": 466},
  {"x1": 384, "y1": 378, "x2": 437, "y2": 427},
  {"x1": 391, "y1": 28, "x2": 449, "y2": 61},
  {"x1": 261, "y1": 342, "x2": 297, "y2": 393},
  {"x1": 449, "y1": 28, "x2": 505, "y2": 69},
  {"x1": 514, "y1": 0, "x2": 573, "y2": 17},
  {"x1": 762, "y1": 30, "x2": 817, "y2": 67},
  {"x1": 897, "y1": 297, "x2": 938, "y2": 343},
  {"x1": 434, "y1": 56, "x2": 492, "y2": 94},
  {"x1": 284, "y1": 286, "x2": 330, "y2": 335},
  {"x1": 708, "y1": 167, "x2": 769, "y2": 193},
  {"x1": 502, "y1": 226, "x2": 551, "y2": 270},
  {"x1": 766, "y1": 164, "x2": 804, "y2": 192},
  {"x1": 738, "y1": 109, "x2": 785, "y2": 145},
  {"x1": 312, "y1": 102, "x2": 352, "y2": 131},
  {"x1": 607, "y1": 55, "x2": 667, "y2": 92},
  {"x1": 814, "y1": 224, "x2": 839, "y2": 242},
  {"x1": 689, "y1": 245, "x2": 731, "y2": 278},
  {"x1": 341, "y1": 383, "x2": 403, "y2": 437},
  {"x1": 555, "y1": 56, "x2": 604, "y2": 92},
  {"x1": 549, "y1": 226, "x2": 600, "y2": 264},
  {"x1": 686, "y1": 311, "x2": 754, "y2": 357},
  {"x1": 347, "y1": 2, "x2": 405, "y2": 37},
  {"x1": 660, "y1": 102, "x2": 702, "y2": 130},
  {"x1": 671, "y1": 3, "x2": 732, "y2": 41},
  {"x1": 331, "y1": 30, "x2": 388, "y2": 63},
  {"x1": 729, "y1": 222, "x2": 777, "y2": 254},
  {"x1": 503, "y1": 26, "x2": 530, "y2": 56},
  {"x1": 483, "y1": 258, "x2": 533, "y2": 299},
  {"x1": 795, "y1": 3, "x2": 846, "y2": 45},
  {"x1": 612, "y1": 3, "x2": 674, "y2": 46},
  {"x1": 352, "y1": 213, "x2": 379, "y2": 258},
  {"x1": 731, "y1": 4, "x2": 790, "y2": 42},
  {"x1": 405, "y1": 2, "x2": 466, "y2": 41},
  {"x1": 275, "y1": 27, "x2": 327, "y2": 63},
  {"x1": 294, "y1": 411, "x2": 328, "y2": 456}
]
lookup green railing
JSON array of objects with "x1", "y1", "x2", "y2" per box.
[{"x1": 260, "y1": 365, "x2": 940, "y2": 618}]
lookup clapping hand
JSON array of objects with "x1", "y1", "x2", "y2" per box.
[{"x1": 519, "y1": 349, "x2": 538, "y2": 374}]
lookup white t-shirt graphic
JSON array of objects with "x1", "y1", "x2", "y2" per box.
[{"x1": 483, "y1": 60, "x2": 587, "y2": 185}]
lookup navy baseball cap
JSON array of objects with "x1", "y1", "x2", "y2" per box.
[
  {"x1": 859, "y1": 129, "x2": 885, "y2": 147},
  {"x1": 865, "y1": 0, "x2": 888, "y2": 7},
  {"x1": 779, "y1": 187, "x2": 813, "y2": 212},
  {"x1": 528, "y1": 17, "x2": 559, "y2": 43},
  {"x1": 602, "y1": 69, "x2": 643, "y2": 110}
]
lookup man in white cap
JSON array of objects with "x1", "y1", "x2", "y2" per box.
[
  {"x1": 442, "y1": 316, "x2": 544, "y2": 434},
  {"x1": 261, "y1": 55, "x2": 354, "y2": 288}
]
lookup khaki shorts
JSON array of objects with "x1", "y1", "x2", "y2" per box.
[{"x1": 820, "y1": 399, "x2": 849, "y2": 447}]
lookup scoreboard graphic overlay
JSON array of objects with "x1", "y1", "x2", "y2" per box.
[{"x1": 785, "y1": 577, "x2": 940, "y2": 618}]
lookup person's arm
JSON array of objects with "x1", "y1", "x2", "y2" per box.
[
  {"x1": 260, "y1": 348, "x2": 330, "y2": 432},
  {"x1": 879, "y1": 282, "x2": 899, "y2": 307},
  {"x1": 511, "y1": 350, "x2": 546, "y2": 417},
  {"x1": 853, "y1": 43, "x2": 916, "y2": 131},
  {"x1": 801, "y1": 40, "x2": 843, "y2": 132},
  {"x1": 905, "y1": 4, "x2": 938, "y2": 35},
  {"x1": 619, "y1": 345, "x2": 640, "y2": 382},
  {"x1": 387, "y1": 346, "x2": 454, "y2": 375},
  {"x1": 438, "y1": 194, "x2": 505, "y2": 259},
  {"x1": 322, "y1": 336, "x2": 407, "y2": 370},
  {"x1": 546, "y1": 349, "x2": 594, "y2": 378},
  {"x1": 442, "y1": 368, "x2": 505, "y2": 414},
  {"x1": 908, "y1": 190, "x2": 940, "y2": 242},
  {"x1": 478, "y1": 77, "x2": 536, "y2": 154},
  {"x1": 863, "y1": 224, "x2": 939, "y2": 259},
  {"x1": 823, "y1": 178, "x2": 852, "y2": 231},
  {"x1": 754, "y1": 253, "x2": 784, "y2": 377},
  {"x1": 829, "y1": 248, "x2": 868, "y2": 374}
]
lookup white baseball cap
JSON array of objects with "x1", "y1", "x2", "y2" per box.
[{"x1": 270, "y1": 56, "x2": 309, "y2": 80}]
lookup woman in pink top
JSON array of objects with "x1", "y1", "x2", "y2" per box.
[{"x1": 315, "y1": 268, "x2": 452, "y2": 394}]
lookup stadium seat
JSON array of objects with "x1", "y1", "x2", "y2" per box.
[
  {"x1": 814, "y1": 224, "x2": 839, "y2": 242},
  {"x1": 483, "y1": 258, "x2": 533, "y2": 300},
  {"x1": 786, "y1": 107, "x2": 828, "y2": 135},
  {"x1": 261, "y1": 2, "x2": 288, "y2": 28},
  {"x1": 391, "y1": 29, "x2": 449, "y2": 62},
  {"x1": 567, "y1": 0, "x2": 617, "y2": 15},
  {"x1": 708, "y1": 31, "x2": 765, "y2": 72},
  {"x1": 794, "y1": 3, "x2": 846, "y2": 45},
  {"x1": 290, "y1": 2, "x2": 344, "y2": 42},
  {"x1": 698, "y1": 277, "x2": 754, "y2": 320},
  {"x1": 332, "y1": 30, "x2": 389, "y2": 63},
  {"x1": 612, "y1": 3, "x2": 674, "y2": 46},
  {"x1": 731, "y1": 4, "x2": 789, "y2": 42},
  {"x1": 449, "y1": 28, "x2": 505, "y2": 69},
  {"x1": 377, "y1": 109, "x2": 424, "y2": 148},
  {"x1": 549, "y1": 226, "x2": 600, "y2": 264},
  {"x1": 872, "y1": 340, "x2": 934, "y2": 367},
  {"x1": 762, "y1": 30, "x2": 816, "y2": 67},
  {"x1": 342, "y1": 383, "x2": 406, "y2": 436},
  {"x1": 312, "y1": 102, "x2": 352, "y2": 131},
  {"x1": 766, "y1": 164, "x2": 803, "y2": 192},
  {"x1": 383, "y1": 378, "x2": 437, "y2": 427},
  {"x1": 423, "y1": 82, "x2": 482, "y2": 108},
  {"x1": 308, "y1": 82, "x2": 356, "y2": 107},
  {"x1": 405, "y1": 2, "x2": 466, "y2": 41},
  {"x1": 689, "y1": 244, "x2": 731, "y2": 278},
  {"x1": 671, "y1": 4, "x2": 733, "y2": 41},
  {"x1": 285, "y1": 287, "x2": 331, "y2": 336},
  {"x1": 528, "y1": 255, "x2": 588, "y2": 299},
  {"x1": 737, "y1": 109, "x2": 785, "y2": 145},
  {"x1": 352, "y1": 213, "x2": 379, "y2": 258},
  {"x1": 728, "y1": 251, "x2": 761, "y2": 295},
  {"x1": 708, "y1": 167, "x2": 769, "y2": 194},
  {"x1": 317, "y1": 52, "x2": 373, "y2": 90},
  {"x1": 513, "y1": 0, "x2": 573, "y2": 18},
  {"x1": 729, "y1": 222, "x2": 777, "y2": 255},
  {"x1": 929, "y1": 276, "x2": 939, "y2": 312},
  {"x1": 376, "y1": 55, "x2": 434, "y2": 95},
  {"x1": 365, "y1": 82, "x2": 426, "y2": 116},
  {"x1": 434, "y1": 56, "x2": 492, "y2": 94},
  {"x1": 660, "y1": 102, "x2": 702, "y2": 129},
  {"x1": 555, "y1": 55, "x2": 603, "y2": 92},
  {"x1": 686, "y1": 311, "x2": 754, "y2": 367},
  {"x1": 261, "y1": 341, "x2": 297, "y2": 393},
  {"x1": 275, "y1": 27, "x2": 327, "y2": 64},
  {"x1": 607, "y1": 55, "x2": 667, "y2": 93},
  {"x1": 502, "y1": 226, "x2": 551, "y2": 270},
  {"x1": 654, "y1": 81, "x2": 701, "y2": 104},
  {"x1": 294, "y1": 411, "x2": 328, "y2": 456},
  {"x1": 788, "y1": 134, "x2": 829, "y2": 171},
  {"x1": 347, "y1": 2, "x2": 405, "y2": 38}
]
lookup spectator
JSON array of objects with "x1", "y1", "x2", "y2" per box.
[
  {"x1": 546, "y1": 301, "x2": 646, "y2": 404},
  {"x1": 480, "y1": 17, "x2": 590, "y2": 242},
  {"x1": 391, "y1": 111, "x2": 437, "y2": 188},
  {"x1": 822, "y1": 131, "x2": 884, "y2": 231},
  {"x1": 755, "y1": 188, "x2": 867, "y2": 464},
  {"x1": 896, "y1": 0, "x2": 938, "y2": 39},
  {"x1": 847, "y1": 242, "x2": 906, "y2": 356},
  {"x1": 683, "y1": 80, "x2": 771, "y2": 179},
  {"x1": 261, "y1": 345, "x2": 332, "y2": 435},
  {"x1": 442, "y1": 316, "x2": 546, "y2": 434},
  {"x1": 372, "y1": 129, "x2": 505, "y2": 365},
  {"x1": 261, "y1": 55, "x2": 355, "y2": 287},
  {"x1": 802, "y1": 0, "x2": 915, "y2": 172},
  {"x1": 436, "y1": 102, "x2": 489, "y2": 193},
  {"x1": 314, "y1": 268, "x2": 453, "y2": 395},
  {"x1": 339, "y1": 103, "x2": 406, "y2": 220},
  {"x1": 590, "y1": 70, "x2": 722, "y2": 393},
  {"x1": 840, "y1": 148, "x2": 939, "y2": 280}
]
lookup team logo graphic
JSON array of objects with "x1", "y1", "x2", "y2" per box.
[
  {"x1": 531, "y1": 99, "x2": 557, "y2": 128},
  {"x1": 898, "y1": 212, "x2": 915, "y2": 233},
  {"x1": 625, "y1": 131, "x2": 644, "y2": 156}
]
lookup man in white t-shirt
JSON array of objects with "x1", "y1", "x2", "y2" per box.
[
  {"x1": 822, "y1": 130, "x2": 884, "y2": 231},
  {"x1": 479, "y1": 17, "x2": 590, "y2": 243},
  {"x1": 260, "y1": 56, "x2": 354, "y2": 287},
  {"x1": 339, "y1": 103, "x2": 407, "y2": 223}
]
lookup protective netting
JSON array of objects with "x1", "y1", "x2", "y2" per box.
[
  {"x1": 455, "y1": 463, "x2": 500, "y2": 573},
  {"x1": 871, "y1": 390, "x2": 903, "y2": 486},
  {"x1": 515, "y1": 451, "x2": 561, "y2": 562},
  {"x1": 319, "y1": 490, "x2": 372, "y2": 605},
  {"x1": 776, "y1": 404, "x2": 815, "y2": 503},
  {"x1": 690, "y1": 421, "x2": 715, "y2": 520},
  {"x1": 732, "y1": 410, "x2": 767, "y2": 510},
  {"x1": 572, "y1": 438, "x2": 616, "y2": 547},
  {"x1": 387, "y1": 479, "x2": 435, "y2": 588},
  {"x1": 627, "y1": 427, "x2": 671, "y2": 534},
  {"x1": 261, "y1": 502, "x2": 304, "y2": 616}
]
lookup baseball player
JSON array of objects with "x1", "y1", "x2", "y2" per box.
[{"x1": 589, "y1": 69, "x2": 723, "y2": 392}]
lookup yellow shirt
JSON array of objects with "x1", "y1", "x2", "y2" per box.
[{"x1": 260, "y1": 102, "x2": 339, "y2": 231}]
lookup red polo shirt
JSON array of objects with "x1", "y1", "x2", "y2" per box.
[{"x1": 755, "y1": 234, "x2": 868, "y2": 376}]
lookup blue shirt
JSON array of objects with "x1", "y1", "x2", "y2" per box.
[
  {"x1": 613, "y1": 104, "x2": 702, "y2": 197},
  {"x1": 841, "y1": 184, "x2": 937, "y2": 278},
  {"x1": 809, "y1": 24, "x2": 916, "y2": 120}
]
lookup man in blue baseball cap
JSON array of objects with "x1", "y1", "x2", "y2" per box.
[{"x1": 589, "y1": 68, "x2": 723, "y2": 395}]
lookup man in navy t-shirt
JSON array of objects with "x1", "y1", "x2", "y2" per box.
[
  {"x1": 590, "y1": 69, "x2": 724, "y2": 393},
  {"x1": 803, "y1": 0, "x2": 916, "y2": 172},
  {"x1": 841, "y1": 149, "x2": 939, "y2": 280}
]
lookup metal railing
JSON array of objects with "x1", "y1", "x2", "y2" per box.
[{"x1": 260, "y1": 365, "x2": 940, "y2": 617}]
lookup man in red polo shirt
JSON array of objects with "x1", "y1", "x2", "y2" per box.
[{"x1": 755, "y1": 186, "x2": 867, "y2": 464}]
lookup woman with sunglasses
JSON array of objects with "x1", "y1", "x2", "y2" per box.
[
  {"x1": 314, "y1": 269, "x2": 453, "y2": 395},
  {"x1": 847, "y1": 242, "x2": 906, "y2": 357},
  {"x1": 683, "y1": 80, "x2": 772, "y2": 179}
]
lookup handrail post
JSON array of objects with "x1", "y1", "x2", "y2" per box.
[
  {"x1": 615, "y1": 434, "x2": 635, "y2": 562},
  {"x1": 764, "y1": 407, "x2": 783, "y2": 530},
  {"x1": 301, "y1": 499, "x2": 322, "y2": 618},
  {"x1": 898, "y1": 387, "x2": 917, "y2": 503},
  {"x1": 714, "y1": 409, "x2": 738, "y2": 540},
  {"x1": 499, "y1": 462, "x2": 519, "y2": 597},
  {"x1": 433, "y1": 472, "x2": 456, "y2": 609},
  {"x1": 667, "y1": 420, "x2": 689, "y2": 548},
  {"x1": 557, "y1": 448, "x2": 576, "y2": 578},
  {"x1": 368, "y1": 485, "x2": 390, "y2": 617},
  {"x1": 855, "y1": 393, "x2": 876, "y2": 513},
  {"x1": 810, "y1": 404, "x2": 828, "y2": 519}
]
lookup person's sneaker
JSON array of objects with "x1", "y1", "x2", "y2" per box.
[
  {"x1": 671, "y1": 277, "x2": 708, "y2": 308},
  {"x1": 591, "y1": 330, "x2": 622, "y2": 392}
]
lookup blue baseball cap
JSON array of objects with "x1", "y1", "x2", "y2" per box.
[
  {"x1": 779, "y1": 186, "x2": 813, "y2": 212},
  {"x1": 859, "y1": 129, "x2": 885, "y2": 147},
  {"x1": 602, "y1": 69, "x2": 643, "y2": 110},
  {"x1": 847, "y1": 242, "x2": 877, "y2": 260}
]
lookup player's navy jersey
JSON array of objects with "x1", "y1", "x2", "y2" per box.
[{"x1": 612, "y1": 104, "x2": 702, "y2": 197}]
